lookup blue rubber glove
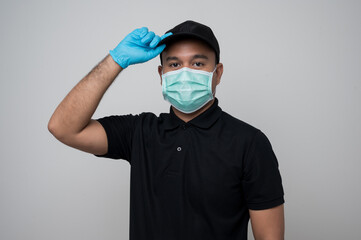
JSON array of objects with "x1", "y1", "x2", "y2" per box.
[{"x1": 109, "y1": 27, "x2": 173, "y2": 69}]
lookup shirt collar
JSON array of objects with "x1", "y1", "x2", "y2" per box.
[{"x1": 163, "y1": 98, "x2": 222, "y2": 130}]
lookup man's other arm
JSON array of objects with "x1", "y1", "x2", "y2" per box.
[{"x1": 249, "y1": 204, "x2": 285, "y2": 240}]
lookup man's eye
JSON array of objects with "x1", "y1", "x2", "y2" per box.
[
  {"x1": 170, "y1": 63, "x2": 180, "y2": 67},
  {"x1": 193, "y1": 62, "x2": 204, "y2": 67}
]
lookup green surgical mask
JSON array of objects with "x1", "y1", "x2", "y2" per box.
[{"x1": 161, "y1": 67, "x2": 216, "y2": 114}]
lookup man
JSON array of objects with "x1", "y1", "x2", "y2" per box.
[{"x1": 48, "y1": 20, "x2": 285, "y2": 240}]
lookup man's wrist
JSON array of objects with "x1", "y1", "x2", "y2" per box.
[
  {"x1": 109, "y1": 49, "x2": 128, "y2": 69},
  {"x1": 108, "y1": 51, "x2": 125, "y2": 71}
]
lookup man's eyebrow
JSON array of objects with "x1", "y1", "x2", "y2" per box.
[
  {"x1": 191, "y1": 54, "x2": 209, "y2": 60},
  {"x1": 165, "y1": 56, "x2": 179, "y2": 62},
  {"x1": 165, "y1": 54, "x2": 209, "y2": 62}
]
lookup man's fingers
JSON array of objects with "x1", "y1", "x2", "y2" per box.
[
  {"x1": 148, "y1": 44, "x2": 166, "y2": 59},
  {"x1": 141, "y1": 31, "x2": 155, "y2": 45},
  {"x1": 150, "y1": 32, "x2": 173, "y2": 48},
  {"x1": 133, "y1": 27, "x2": 148, "y2": 38},
  {"x1": 160, "y1": 32, "x2": 173, "y2": 40},
  {"x1": 149, "y1": 35, "x2": 161, "y2": 48}
]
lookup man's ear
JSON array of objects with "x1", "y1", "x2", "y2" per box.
[
  {"x1": 215, "y1": 63, "x2": 223, "y2": 86},
  {"x1": 158, "y1": 65, "x2": 163, "y2": 85}
]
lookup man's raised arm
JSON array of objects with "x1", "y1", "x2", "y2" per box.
[{"x1": 47, "y1": 27, "x2": 172, "y2": 155}]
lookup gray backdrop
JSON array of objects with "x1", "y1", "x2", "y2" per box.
[{"x1": 1, "y1": 0, "x2": 360, "y2": 239}]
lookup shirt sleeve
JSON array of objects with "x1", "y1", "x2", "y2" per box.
[
  {"x1": 93, "y1": 114, "x2": 140, "y2": 163},
  {"x1": 242, "y1": 130, "x2": 285, "y2": 210}
]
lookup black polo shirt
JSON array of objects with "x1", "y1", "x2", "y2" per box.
[{"x1": 94, "y1": 98, "x2": 284, "y2": 240}]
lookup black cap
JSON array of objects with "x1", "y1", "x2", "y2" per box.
[{"x1": 159, "y1": 20, "x2": 220, "y2": 64}]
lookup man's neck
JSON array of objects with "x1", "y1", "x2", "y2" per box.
[{"x1": 172, "y1": 99, "x2": 215, "y2": 123}]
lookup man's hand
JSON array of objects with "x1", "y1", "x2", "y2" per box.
[{"x1": 110, "y1": 27, "x2": 173, "y2": 69}]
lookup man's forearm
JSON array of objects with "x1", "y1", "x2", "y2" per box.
[
  {"x1": 250, "y1": 204, "x2": 285, "y2": 240},
  {"x1": 48, "y1": 54, "x2": 122, "y2": 138}
]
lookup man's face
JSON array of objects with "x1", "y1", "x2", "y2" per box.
[{"x1": 158, "y1": 38, "x2": 223, "y2": 95}]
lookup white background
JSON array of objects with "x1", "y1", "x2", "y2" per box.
[{"x1": 1, "y1": 0, "x2": 360, "y2": 239}]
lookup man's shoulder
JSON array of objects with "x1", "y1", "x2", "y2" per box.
[
  {"x1": 137, "y1": 111, "x2": 171, "y2": 126},
  {"x1": 140, "y1": 111, "x2": 170, "y2": 121},
  {"x1": 138, "y1": 111, "x2": 159, "y2": 118},
  {"x1": 97, "y1": 111, "x2": 172, "y2": 125},
  {"x1": 96, "y1": 112, "x2": 159, "y2": 126},
  {"x1": 220, "y1": 110, "x2": 260, "y2": 136}
]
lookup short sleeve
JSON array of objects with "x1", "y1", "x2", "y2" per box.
[
  {"x1": 93, "y1": 114, "x2": 140, "y2": 163},
  {"x1": 242, "y1": 130, "x2": 285, "y2": 210}
]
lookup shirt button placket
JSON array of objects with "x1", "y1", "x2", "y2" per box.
[
  {"x1": 177, "y1": 124, "x2": 187, "y2": 152},
  {"x1": 170, "y1": 124, "x2": 187, "y2": 174}
]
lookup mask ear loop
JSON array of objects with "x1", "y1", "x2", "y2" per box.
[
  {"x1": 161, "y1": 67, "x2": 165, "y2": 87},
  {"x1": 212, "y1": 64, "x2": 218, "y2": 73},
  {"x1": 211, "y1": 64, "x2": 218, "y2": 97}
]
